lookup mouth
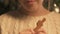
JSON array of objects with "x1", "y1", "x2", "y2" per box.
[{"x1": 26, "y1": 0, "x2": 35, "y2": 4}]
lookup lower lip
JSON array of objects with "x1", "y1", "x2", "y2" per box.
[{"x1": 27, "y1": 1, "x2": 35, "y2": 4}]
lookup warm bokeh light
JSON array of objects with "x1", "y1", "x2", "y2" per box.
[{"x1": 54, "y1": 4, "x2": 59, "y2": 13}]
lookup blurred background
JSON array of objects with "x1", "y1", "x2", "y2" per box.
[{"x1": 0, "y1": 0, "x2": 60, "y2": 15}]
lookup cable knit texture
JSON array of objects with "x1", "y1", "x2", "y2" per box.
[{"x1": 0, "y1": 12, "x2": 60, "y2": 34}]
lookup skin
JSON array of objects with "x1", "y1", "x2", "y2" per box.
[{"x1": 18, "y1": 0, "x2": 50, "y2": 16}]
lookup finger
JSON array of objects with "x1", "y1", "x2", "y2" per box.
[
  {"x1": 37, "y1": 32, "x2": 46, "y2": 34},
  {"x1": 35, "y1": 30, "x2": 46, "y2": 34},
  {"x1": 22, "y1": 29, "x2": 35, "y2": 34},
  {"x1": 37, "y1": 28, "x2": 46, "y2": 34}
]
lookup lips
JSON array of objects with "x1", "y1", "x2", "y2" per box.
[{"x1": 26, "y1": 0, "x2": 35, "y2": 4}]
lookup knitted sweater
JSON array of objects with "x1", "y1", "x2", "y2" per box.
[{"x1": 0, "y1": 12, "x2": 60, "y2": 34}]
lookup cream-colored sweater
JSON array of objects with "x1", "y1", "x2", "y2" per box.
[{"x1": 0, "y1": 12, "x2": 60, "y2": 34}]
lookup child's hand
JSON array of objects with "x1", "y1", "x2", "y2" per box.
[
  {"x1": 35, "y1": 28, "x2": 46, "y2": 34},
  {"x1": 19, "y1": 28, "x2": 46, "y2": 34},
  {"x1": 19, "y1": 29, "x2": 35, "y2": 34}
]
